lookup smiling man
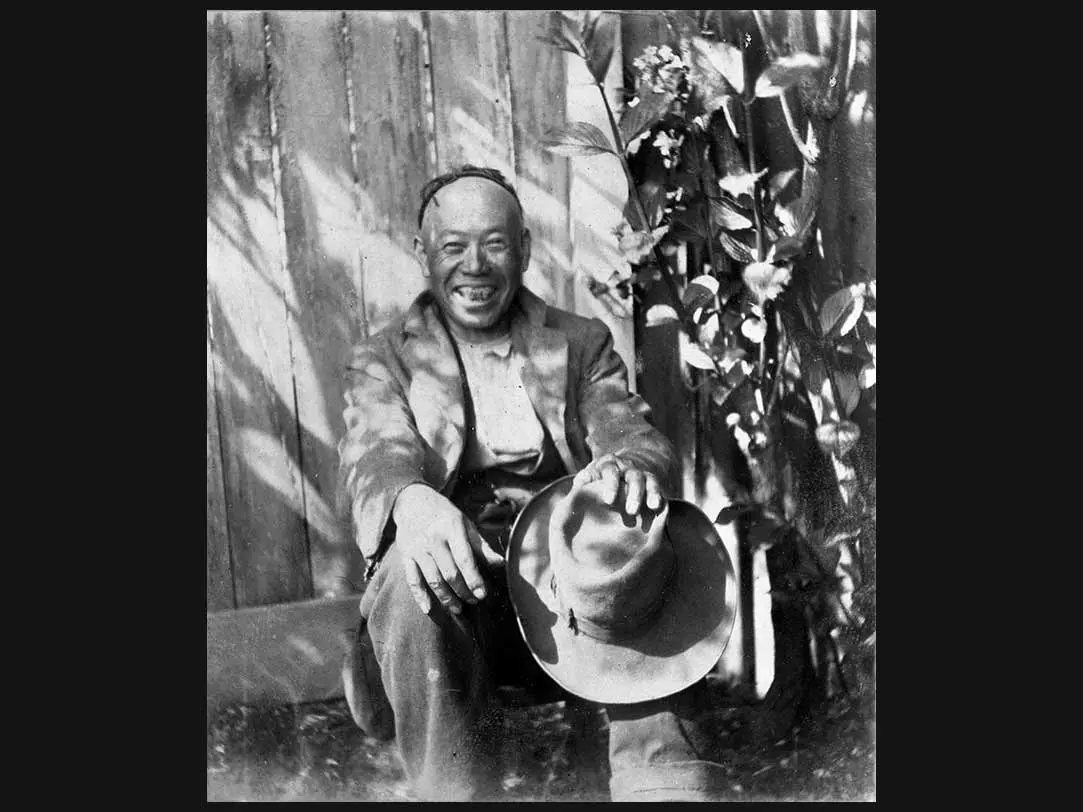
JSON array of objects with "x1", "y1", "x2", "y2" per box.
[{"x1": 338, "y1": 166, "x2": 727, "y2": 801}]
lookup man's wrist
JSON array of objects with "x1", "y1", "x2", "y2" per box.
[{"x1": 393, "y1": 482, "x2": 434, "y2": 524}]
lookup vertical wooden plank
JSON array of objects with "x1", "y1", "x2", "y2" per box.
[
  {"x1": 428, "y1": 11, "x2": 515, "y2": 178},
  {"x1": 347, "y1": 11, "x2": 433, "y2": 334},
  {"x1": 505, "y1": 11, "x2": 574, "y2": 313},
  {"x1": 266, "y1": 10, "x2": 366, "y2": 598},
  {"x1": 562, "y1": 11, "x2": 637, "y2": 382},
  {"x1": 207, "y1": 11, "x2": 314, "y2": 608},
  {"x1": 207, "y1": 313, "x2": 235, "y2": 613}
]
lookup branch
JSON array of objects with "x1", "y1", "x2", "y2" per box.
[{"x1": 591, "y1": 77, "x2": 729, "y2": 381}]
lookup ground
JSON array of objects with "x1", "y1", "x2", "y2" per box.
[{"x1": 207, "y1": 670, "x2": 874, "y2": 802}]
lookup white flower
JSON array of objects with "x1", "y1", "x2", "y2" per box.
[{"x1": 742, "y1": 262, "x2": 793, "y2": 305}]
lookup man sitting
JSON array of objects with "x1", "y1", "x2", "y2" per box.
[{"x1": 338, "y1": 165, "x2": 729, "y2": 801}]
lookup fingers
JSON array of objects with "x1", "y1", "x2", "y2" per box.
[
  {"x1": 403, "y1": 558, "x2": 433, "y2": 615},
  {"x1": 428, "y1": 540, "x2": 476, "y2": 606},
  {"x1": 644, "y1": 473, "x2": 663, "y2": 511},
  {"x1": 447, "y1": 529, "x2": 489, "y2": 601},
  {"x1": 623, "y1": 468, "x2": 645, "y2": 515},
  {"x1": 599, "y1": 459, "x2": 623, "y2": 505},
  {"x1": 413, "y1": 552, "x2": 463, "y2": 615}
]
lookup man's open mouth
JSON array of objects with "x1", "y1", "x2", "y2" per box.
[{"x1": 452, "y1": 285, "x2": 498, "y2": 304}]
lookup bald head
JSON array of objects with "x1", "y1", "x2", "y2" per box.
[{"x1": 412, "y1": 173, "x2": 532, "y2": 343}]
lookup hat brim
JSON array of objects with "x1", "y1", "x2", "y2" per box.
[{"x1": 506, "y1": 475, "x2": 738, "y2": 705}]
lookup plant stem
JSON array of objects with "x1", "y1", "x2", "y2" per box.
[
  {"x1": 780, "y1": 92, "x2": 816, "y2": 164},
  {"x1": 842, "y1": 10, "x2": 859, "y2": 99},
  {"x1": 743, "y1": 104, "x2": 766, "y2": 266},
  {"x1": 766, "y1": 309, "x2": 788, "y2": 414},
  {"x1": 593, "y1": 80, "x2": 703, "y2": 340}
]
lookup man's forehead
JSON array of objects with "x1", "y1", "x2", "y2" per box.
[{"x1": 422, "y1": 176, "x2": 521, "y2": 230}]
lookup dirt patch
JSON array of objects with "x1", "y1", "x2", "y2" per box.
[{"x1": 207, "y1": 679, "x2": 874, "y2": 801}]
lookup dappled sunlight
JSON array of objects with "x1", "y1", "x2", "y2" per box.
[
  {"x1": 448, "y1": 106, "x2": 515, "y2": 179},
  {"x1": 239, "y1": 427, "x2": 307, "y2": 517},
  {"x1": 291, "y1": 153, "x2": 364, "y2": 307},
  {"x1": 208, "y1": 221, "x2": 299, "y2": 414},
  {"x1": 356, "y1": 233, "x2": 425, "y2": 335},
  {"x1": 287, "y1": 633, "x2": 327, "y2": 666}
]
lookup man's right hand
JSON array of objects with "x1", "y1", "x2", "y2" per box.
[{"x1": 392, "y1": 484, "x2": 505, "y2": 616}]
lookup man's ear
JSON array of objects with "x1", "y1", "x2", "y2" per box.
[
  {"x1": 412, "y1": 235, "x2": 431, "y2": 278},
  {"x1": 520, "y1": 228, "x2": 532, "y2": 274}
]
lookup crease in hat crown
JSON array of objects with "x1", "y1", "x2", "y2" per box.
[{"x1": 547, "y1": 480, "x2": 677, "y2": 643}]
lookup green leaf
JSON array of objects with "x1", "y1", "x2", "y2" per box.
[
  {"x1": 741, "y1": 316, "x2": 767, "y2": 344},
  {"x1": 754, "y1": 52, "x2": 829, "y2": 98},
  {"x1": 682, "y1": 274, "x2": 719, "y2": 313},
  {"x1": 581, "y1": 11, "x2": 617, "y2": 84},
  {"x1": 767, "y1": 236, "x2": 805, "y2": 263},
  {"x1": 688, "y1": 35, "x2": 744, "y2": 95},
  {"x1": 710, "y1": 197, "x2": 754, "y2": 231},
  {"x1": 620, "y1": 85, "x2": 677, "y2": 148},
  {"x1": 617, "y1": 224, "x2": 668, "y2": 264},
  {"x1": 541, "y1": 122, "x2": 615, "y2": 157},
  {"x1": 834, "y1": 372, "x2": 860, "y2": 418},
  {"x1": 537, "y1": 12, "x2": 583, "y2": 55},
  {"x1": 819, "y1": 287, "x2": 854, "y2": 336},
  {"x1": 837, "y1": 294, "x2": 865, "y2": 337},
  {"x1": 718, "y1": 168, "x2": 767, "y2": 200},
  {"x1": 805, "y1": 357, "x2": 827, "y2": 397},
  {"x1": 859, "y1": 363, "x2": 876, "y2": 389},
  {"x1": 719, "y1": 230, "x2": 757, "y2": 264},
  {"x1": 669, "y1": 202, "x2": 710, "y2": 244},
  {"x1": 679, "y1": 331, "x2": 717, "y2": 370},
  {"x1": 815, "y1": 420, "x2": 860, "y2": 456},
  {"x1": 645, "y1": 304, "x2": 680, "y2": 327},
  {"x1": 768, "y1": 169, "x2": 799, "y2": 200}
]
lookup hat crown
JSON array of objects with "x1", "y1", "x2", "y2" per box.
[{"x1": 548, "y1": 481, "x2": 676, "y2": 641}]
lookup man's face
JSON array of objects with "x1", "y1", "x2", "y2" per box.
[{"x1": 414, "y1": 177, "x2": 531, "y2": 340}]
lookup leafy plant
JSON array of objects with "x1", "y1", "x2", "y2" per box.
[{"x1": 539, "y1": 10, "x2": 875, "y2": 738}]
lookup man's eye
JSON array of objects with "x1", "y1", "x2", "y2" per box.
[
  {"x1": 486, "y1": 240, "x2": 507, "y2": 250},
  {"x1": 442, "y1": 243, "x2": 465, "y2": 253}
]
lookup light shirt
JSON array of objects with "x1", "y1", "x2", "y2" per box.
[{"x1": 455, "y1": 334, "x2": 546, "y2": 476}]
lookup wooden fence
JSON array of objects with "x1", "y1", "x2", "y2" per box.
[{"x1": 206, "y1": 9, "x2": 875, "y2": 709}]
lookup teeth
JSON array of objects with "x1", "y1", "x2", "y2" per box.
[{"x1": 455, "y1": 286, "x2": 496, "y2": 303}]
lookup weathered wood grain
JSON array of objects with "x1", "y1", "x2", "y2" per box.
[
  {"x1": 207, "y1": 594, "x2": 361, "y2": 711},
  {"x1": 346, "y1": 11, "x2": 432, "y2": 334},
  {"x1": 428, "y1": 11, "x2": 515, "y2": 178},
  {"x1": 561, "y1": 11, "x2": 638, "y2": 384},
  {"x1": 265, "y1": 11, "x2": 366, "y2": 598},
  {"x1": 207, "y1": 10, "x2": 314, "y2": 608},
  {"x1": 207, "y1": 316, "x2": 235, "y2": 612},
  {"x1": 505, "y1": 11, "x2": 574, "y2": 313}
]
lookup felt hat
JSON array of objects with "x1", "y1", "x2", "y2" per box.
[{"x1": 506, "y1": 475, "x2": 737, "y2": 704}]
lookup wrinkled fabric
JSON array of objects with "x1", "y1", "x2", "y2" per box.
[
  {"x1": 338, "y1": 286, "x2": 679, "y2": 565},
  {"x1": 341, "y1": 285, "x2": 724, "y2": 801},
  {"x1": 361, "y1": 542, "x2": 727, "y2": 802}
]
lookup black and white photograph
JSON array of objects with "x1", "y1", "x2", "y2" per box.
[{"x1": 206, "y1": 9, "x2": 876, "y2": 802}]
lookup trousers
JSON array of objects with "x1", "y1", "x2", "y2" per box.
[{"x1": 359, "y1": 541, "x2": 730, "y2": 801}]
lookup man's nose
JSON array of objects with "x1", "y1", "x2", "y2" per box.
[{"x1": 462, "y1": 243, "x2": 487, "y2": 274}]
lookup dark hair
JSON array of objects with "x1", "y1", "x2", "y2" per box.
[{"x1": 417, "y1": 165, "x2": 524, "y2": 229}]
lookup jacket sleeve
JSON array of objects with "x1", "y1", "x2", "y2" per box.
[
  {"x1": 577, "y1": 319, "x2": 680, "y2": 493},
  {"x1": 337, "y1": 337, "x2": 428, "y2": 563}
]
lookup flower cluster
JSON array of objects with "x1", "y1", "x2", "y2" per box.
[
  {"x1": 632, "y1": 44, "x2": 687, "y2": 95},
  {"x1": 652, "y1": 129, "x2": 685, "y2": 169}
]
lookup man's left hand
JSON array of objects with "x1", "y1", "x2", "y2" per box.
[{"x1": 573, "y1": 453, "x2": 664, "y2": 516}]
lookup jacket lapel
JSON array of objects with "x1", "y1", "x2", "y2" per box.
[
  {"x1": 402, "y1": 293, "x2": 466, "y2": 490},
  {"x1": 512, "y1": 288, "x2": 577, "y2": 475}
]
